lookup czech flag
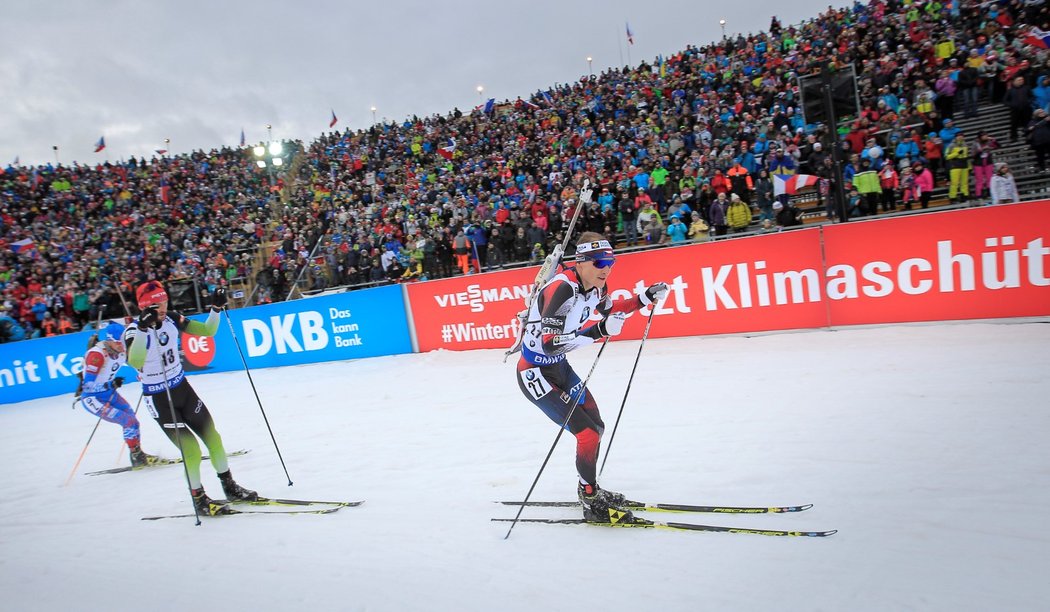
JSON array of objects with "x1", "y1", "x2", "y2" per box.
[
  {"x1": 94, "y1": 136, "x2": 106, "y2": 153},
  {"x1": 1024, "y1": 26, "x2": 1050, "y2": 49},
  {"x1": 10, "y1": 238, "x2": 35, "y2": 254},
  {"x1": 330, "y1": 109, "x2": 338, "y2": 128},
  {"x1": 626, "y1": 22, "x2": 634, "y2": 45},
  {"x1": 438, "y1": 137, "x2": 457, "y2": 161},
  {"x1": 155, "y1": 149, "x2": 167, "y2": 155},
  {"x1": 773, "y1": 173, "x2": 819, "y2": 196}
]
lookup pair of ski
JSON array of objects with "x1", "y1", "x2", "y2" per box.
[
  {"x1": 85, "y1": 449, "x2": 252, "y2": 476},
  {"x1": 494, "y1": 500, "x2": 836, "y2": 537},
  {"x1": 142, "y1": 497, "x2": 363, "y2": 521}
]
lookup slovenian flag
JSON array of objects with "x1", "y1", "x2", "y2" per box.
[
  {"x1": 330, "y1": 109, "x2": 338, "y2": 128},
  {"x1": 10, "y1": 238, "x2": 35, "y2": 254},
  {"x1": 438, "y1": 137, "x2": 457, "y2": 161},
  {"x1": 773, "y1": 174, "x2": 820, "y2": 196},
  {"x1": 1024, "y1": 26, "x2": 1050, "y2": 49},
  {"x1": 94, "y1": 136, "x2": 106, "y2": 153},
  {"x1": 626, "y1": 22, "x2": 634, "y2": 45}
]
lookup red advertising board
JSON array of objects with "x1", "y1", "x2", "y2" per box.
[
  {"x1": 406, "y1": 229, "x2": 828, "y2": 352},
  {"x1": 823, "y1": 200, "x2": 1050, "y2": 325},
  {"x1": 407, "y1": 201, "x2": 1050, "y2": 352}
]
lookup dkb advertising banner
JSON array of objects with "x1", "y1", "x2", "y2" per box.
[{"x1": 0, "y1": 284, "x2": 412, "y2": 405}]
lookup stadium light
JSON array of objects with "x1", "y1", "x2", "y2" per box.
[
  {"x1": 268, "y1": 141, "x2": 283, "y2": 156},
  {"x1": 477, "y1": 85, "x2": 484, "y2": 100},
  {"x1": 253, "y1": 145, "x2": 266, "y2": 158},
  {"x1": 720, "y1": 19, "x2": 727, "y2": 39},
  {"x1": 587, "y1": 56, "x2": 593, "y2": 77},
  {"x1": 272, "y1": 157, "x2": 283, "y2": 167},
  {"x1": 371, "y1": 105, "x2": 377, "y2": 125},
  {"x1": 256, "y1": 160, "x2": 267, "y2": 169}
]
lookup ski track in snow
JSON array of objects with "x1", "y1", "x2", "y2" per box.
[{"x1": 2, "y1": 321, "x2": 1049, "y2": 611}]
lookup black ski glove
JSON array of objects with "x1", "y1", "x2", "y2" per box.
[
  {"x1": 211, "y1": 287, "x2": 227, "y2": 311},
  {"x1": 137, "y1": 305, "x2": 160, "y2": 330},
  {"x1": 110, "y1": 376, "x2": 124, "y2": 390}
]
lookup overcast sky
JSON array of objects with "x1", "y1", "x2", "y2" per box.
[{"x1": 0, "y1": 0, "x2": 837, "y2": 167}]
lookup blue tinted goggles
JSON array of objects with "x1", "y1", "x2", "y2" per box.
[{"x1": 578, "y1": 253, "x2": 616, "y2": 269}]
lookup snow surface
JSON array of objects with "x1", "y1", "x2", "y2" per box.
[{"x1": 2, "y1": 320, "x2": 1049, "y2": 611}]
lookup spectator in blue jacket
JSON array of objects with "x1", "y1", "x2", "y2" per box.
[{"x1": 666, "y1": 214, "x2": 689, "y2": 243}]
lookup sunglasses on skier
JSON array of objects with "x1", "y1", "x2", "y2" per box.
[{"x1": 579, "y1": 253, "x2": 616, "y2": 269}]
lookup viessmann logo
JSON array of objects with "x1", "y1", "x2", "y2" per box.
[{"x1": 433, "y1": 283, "x2": 532, "y2": 313}]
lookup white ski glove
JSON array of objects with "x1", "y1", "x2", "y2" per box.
[
  {"x1": 597, "y1": 311, "x2": 627, "y2": 337},
  {"x1": 640, "y1": 282, "x2": 669, "y2": 306}
]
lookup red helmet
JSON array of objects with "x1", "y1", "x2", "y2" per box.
[{"x1": 136, "y1": 281, "x2": 168, "y2": 309}]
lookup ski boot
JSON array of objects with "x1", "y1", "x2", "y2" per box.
[
  {"x1": 578, "y1": 482, "x2": 635, "y2": 524},
  {"x1": 218, "y1": 469, "x2": 258, "y2": 502},
  {"x1": 191, "y1": 487, "x2": 234, "y2": 516},
  {"x1": 129, "y1": 445, "x2": 162, "y2": 468}
]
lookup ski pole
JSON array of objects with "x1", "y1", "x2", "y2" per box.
[
  {"x1": 598, "y1": 308, "x2": 656, "y2": 478},
  {"x1": 503, "y1": 179, "x2": 592, "y2": 362},
  {"x1": 504, "y1": 339, "x2": 609, "y2": 540},
  {"x1": 64, "y1": 399, "x2": 106, "y2": 487},
  {"x1": 151, "y1": 326, "x2": 202, "y2": 525},
  {"x1": 222, "y1": 307, "x2": 293, "y2": 486}
]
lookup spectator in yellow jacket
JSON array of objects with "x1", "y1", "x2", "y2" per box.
[{"x1": 945, "y1": 135, "x2": 972, "y2": 203}]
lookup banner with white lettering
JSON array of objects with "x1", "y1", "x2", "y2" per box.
[
  {"x1": 0, "y1": 284, "x2": 412, "y2": 405},
  {"x1": 405, "y1": 201, "x2": 1050, "y2": 351}
]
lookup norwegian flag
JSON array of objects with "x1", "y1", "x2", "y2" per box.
[
  {"x1": 94, "y1": 136, "x2": 106, "y2": 153},
  {"x1": 330, "y1": 109, "x2": 338, "y2": 128},
  {"x1": 437, "y1": 137, "x2": 457, "y2": 161},
  {"x1": 773, "y1": 174, "x2": 820, "y2": 196}
]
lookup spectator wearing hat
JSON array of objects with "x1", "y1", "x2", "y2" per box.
[
  {"x1": 853, "y1": 159, "x2": 881, "y2": 216},
  {"x1": 946, "y1": 135, "x2": 972, "y2": 204},
  {"x1": 989, "y1": 163, "x2": 1019, "y2": 206},
  {"x1": 709, "y1": 192, "x2": 729, "y2": 237},
  {"x1": 1028, "y1": 109, "x2": 1050, "y2": 171},
  {"x1": 726, "y1": 193, "x2": 752, "y2": 233},
  {"x1": 900, "y1": 167, "x2": 918, "y2": 211},
  {"x1": 687, "y1": 211, "x2": 710, "y2": 243},
  {"x1": 972, "y1": 131, "x2": 1000, "y2": 199},
  {"x1": 666, "y1": 214, "x2": 688, "y2": 243},
  {"x1": 773, "y1": 200, "x2": 803, "y2": 227},
  {"x1": 913, "y1": 162, "x2": 935, "y2": 209},
  {"x1": 878, "y1": 162, "x2": 899, "y2": 214}
]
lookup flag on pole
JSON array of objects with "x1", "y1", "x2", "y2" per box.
[
  {"x1": 330, "y1": 109, "x2": 338, "y2": 128},
  {"x1": 240, "y1": 128, "x2": 246, "y2": 147},
  {"x1": 155, "y1": 149, "x2": 167, "y2": 155},
  {"x1": 1024, "y1": 26, "x2": 1050, "y2": 49},
  {"x1": 94, "y1": 136, "x2": 106, "y2": 153},
  {"x1": 483, "y1": 98, "x2": 495, "y2": 114},
  {"x1": 437, "y1": 137, "x2": 457, "y2": 161},
  {"x1": 625, "y1": 22, "x2": 634, "y2": 45},
  {"x1": 160, "y1": 178, "x2": 171, "y2": 204},
  {"x1": 773, "y1": 174, "x2": 820, "y2": 196}
]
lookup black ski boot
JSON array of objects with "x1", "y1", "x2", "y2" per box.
[
  {"x1": 191, "y1": 487, "x2": 233, "y2": 516},
  {"x1": 218, "y1": 470, "x2": 258, "y2": 501},
  {"x1": 129, "y1": 445, "x2": 161, "y2": 468},
  {"x1": 578, "y1": 482, "x2": 635, "y2": 524}
]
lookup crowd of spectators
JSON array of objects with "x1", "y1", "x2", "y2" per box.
[
  {"x1": 269, "y1": 0, "x2": 1050, "y2": 291},
  {"x1": 0, "y1": 149, "x2": 277, "y2": 341},
  {"x1": 4, "y1": 0, "x2": 1050, "y2": 342}
]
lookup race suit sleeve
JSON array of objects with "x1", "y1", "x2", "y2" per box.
[
  {"x1": 174, "y1": 310, "x2": 220, "y2": 337},
  {"x1": 80, "y1": 350, "x2": 111, "y2": 394}
]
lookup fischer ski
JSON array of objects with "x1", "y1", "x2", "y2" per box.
[
  {"x1": 503, "y1": 179, "x2": 592, "y2": 361},
  {"x1": 219, "y1": 497, "x2": 363, "y2": 508},
  {"x1": 142, "y1": 505, "x2": 342, "y2": 521},
  {"x1": 491, "y1": 516, "x2": 836, "y2": 537},
  {"x1": 497, "y1": 500, "x2": 812, "y2": 514},
  {"x1": 85, "y1": 449, "x2": 251, "y2": 476}
]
